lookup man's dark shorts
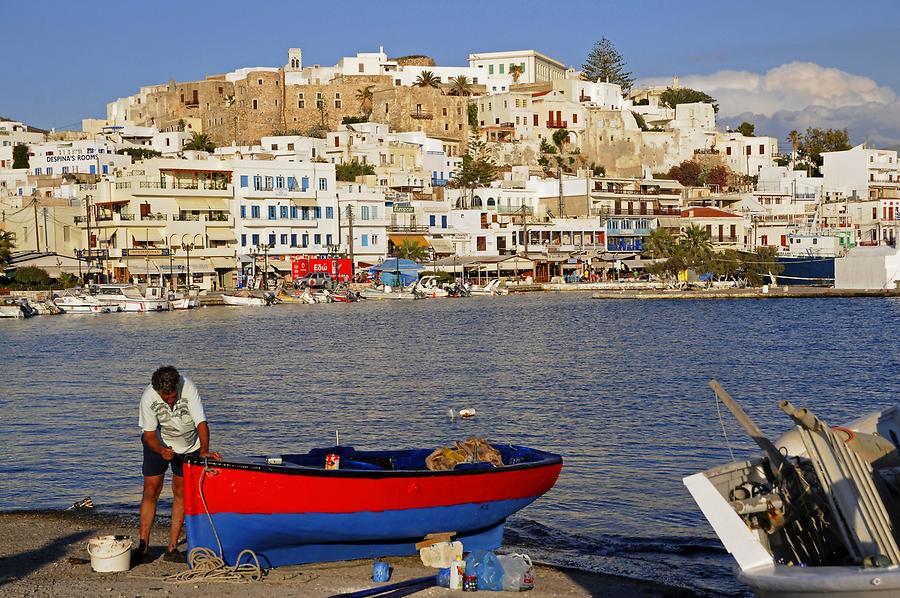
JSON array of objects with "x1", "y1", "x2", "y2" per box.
[{"x1": 142, "y1": 439, "x2": 199, "y2": 477}]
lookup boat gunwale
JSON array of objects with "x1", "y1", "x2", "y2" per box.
[{"x1": 185, "y1": 449, "x2": 563, "y2": 480}]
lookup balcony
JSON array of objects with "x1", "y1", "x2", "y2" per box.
[
  {"x1": 432, "y1": 178, "x2": 448, "y2": 187},
  {"x1": 387, "y1": 224, "x2": 429, "y2": 233},
  {"x1": 134, "y1": 181, "x2": 233, "y2": 198},
  {"x1": 546, "y1": 120, "x2": 568, "y2": 129},
  {"x1": 410, "y1": 110, "x2": 433, "y2": 120},
  {"x1": 591, "y1": 207, "x2": 680, "y2": 217},
  {"x1": 497, "y1": 205, "x2": 534, "y2": 215}
]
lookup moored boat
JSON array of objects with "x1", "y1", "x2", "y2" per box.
[
  {"x1": 93, "y1": 284, "x2": 168, "y2": 312},
  {"x1": 221, "y1": 290, "x2": 272, "y2": 306},
  {"x1": 184, "y1": 443, "x2": 562, "y2": 568},
  {"x1": 685, "y1": 381, "x2": 900, "y2": 597},
  {"x1": 53, "y1": 291, "x2": 115, "y2": 314}
]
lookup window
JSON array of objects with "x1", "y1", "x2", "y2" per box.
[
  {"x1": 34, "y1": 168, "x2": 40, "y2": 175},
  {"x1": 252, "y1": 234, "x2": 260, "y2": 245},
  {"x1": 572, "y1": 113, "x2": 577, "y2": 124},
  {"x1": 301, "y1": 234, "x2": 309, "y2": 247},
  {"x1": 290, "y1": 233, "x2": 297, "y2": 247},
  {"x1": 301, "y1": 176, "x2": 309, "y2": 191},
  {"x1": 251, "y1": 205, "x2": 260, "y2": 219},
  {"x1": 726, "y1": 147, "x2": 732, "y2": 156},
  {"x1": 361, "y1": 234, "x2": 369, "y2": 247},
  {"x1": 314, "y1": 234, "x2": 321, "y2": 245},
  {"x1": 280, "y1": 234, "x2": 288, "y2": 245},
  {"x1": 488, "y1": 64, "x2": 494, "y2": 75},
  {"x1": 499, "y1": 64, "x2": 505, "y2": 74},
  {"x1": 759, "y1": 144, "x2": 765, "y2": 154},
  {"x1": 477, "y1": 236, "x2": 486, "y2": 251},
  {"x1": 318, "y1": 178, "x2": 327, "y2": 191},
  {"x1": 253, "y1": 175, "x2": 262, "y2": 190},
  {"x1": 370, "y1": 206, "x2": 378, "y2": 219},
  {"x1": 287, "y1": 176, "x2": 296, "y2": 190},
  {"x1": 287, "y1": 143, "x2": 294, "y2": 151},
  {"x1": 240, "y1": 175, "x2": 248, "y2": 188},
  {"x1": 268, "y1": 206, "x2": 277, "y2": 220},
  {"x1": 265, "y1": 176, "x2": 274, "y2": 190},
  {"x1": 302, "y1": 207, "x2": 310, "y2": 220},
  {"x1": 313, "y1": 207, "x2": 321, "y2": 219},
  {"x1": 280, "y1": 206, "x2": 289, "y2": 218},
  {"x1": 276, "y1": 176, "x2": 284, "y2": 189},
  {"x1": 290, "y1": 206, "x2": 299, "y2": 219},
  {"x1": 533, "y1": 114, "x2": 538, "y2": 126},
  {"x1": 361, "y1": 205, "x2": 370, "y2": 220},
  {"x1": 442, "y1": 107, "x2": 447, "y2": 116},
  {"x1": 298, "y1": 99, "x2": 305, "y2": 109},
  {"x1": 241, "y1": 234, "x2": 247, "y2": 247},
  {"x1": 429, "y1": 215, "x2": 436, "y2": 226},
  {"x1": 268, "y1": 233, "x2": 276, "y2": 246},
  {"x1": 441, "y1": 215, "x2": 447, "y2": 228},
  {"x1": 358, "y1": 63, "x2": 364, "y2": 73},
  {"x1": 240, "y1": 205, "x2": 246, "y2": 218},
  {"x1": 371, "y1": 234, "x2": 378, "y2": 245},
  {"x1": 258, "y1": 79, "x2": 263, "y2": 85},
  {"x1": 745, "y1": 145, "x2": 751, "y2": 156},
  {"x1": 252, "y1": 99, "x2": 258, "y2": 110},
  {"x1": 326, "y1": 234, "x2": 333, "y2": 246}
]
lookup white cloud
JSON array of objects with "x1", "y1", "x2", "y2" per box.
[{"x1": 638, "y1": 62, "x2": 900, "y2": 147}]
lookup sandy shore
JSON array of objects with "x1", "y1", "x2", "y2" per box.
[{"x1": 0, "y1": 511, "x2": 694, "y2": 597}]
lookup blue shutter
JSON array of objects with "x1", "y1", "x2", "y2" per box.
[
  {"x1": 361, "y1": 234, "x2": 368, "y2": 247},
  {"x1": 290, "y1": 234, "x2": 297, "y2": 246},
  {"x1": 441, "y1": 215, "x2": 447, "y2": 228},
  {"x1": 429, "y1": 215, "x2": 436, "y2": 226},
  {"x1": 240, "y1": 175, "x2": 248, "y2": 188},
  {"x1": 301, "y1": 176, "x2": 309, "y2": 191},
  {"x1": 240, "y1": 205, "x2": 246, "y2": 218}
]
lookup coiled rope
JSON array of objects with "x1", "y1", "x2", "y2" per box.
[{"x1": 164, "y1": 462, "x2": 264, "y2": 584}]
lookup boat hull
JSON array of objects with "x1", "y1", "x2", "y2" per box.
[
  {"x1": 183, "y1": 447, "x2": 562, "y2": 567},
  {"x1": 739, "y1": 564, "x2": 900, "y2": 598},
  {"x1": 776, "y1": 256, "x2": 835, "y2": 286}
]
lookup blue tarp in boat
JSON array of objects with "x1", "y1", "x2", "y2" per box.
[{"x1": 368, "y1": 259, "x2": 423, "y2": 287}]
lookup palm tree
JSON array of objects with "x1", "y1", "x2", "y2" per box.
[
  {"x1": 448, "y1": 76, "x2": 472, "y2": 97},
  {"x1": 394, "y1": 238, "x2": 429, "y2": 261},
  {"x1": 183, "y1": 131, "x2": 215, "y2": 152},
  {"x1": 509, "y1": 64, "x2": 523, "y2": 83},
  {"x1": 680, "y1": 224, "x2": 712, "y2": 254},
  {"x1": 644, "y1": 228, "x2": 675, "y2": 258},
  {"x1": 355, "y1": 86, "x2": 374, "y2": 117},
  {"x1": 550, "y1": 128, "x2": 575, "y2": 216},
  {"x1": 787, "y1": 129, "x2": 801, "y2": 165},
  {"x1": 0, "y1": 230, "x2": 14, "y2": 269},
  {"x1": 414, "y1": 70, "x2": 441, "y2": 88}
]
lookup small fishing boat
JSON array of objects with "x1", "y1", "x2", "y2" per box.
[
  {"x1": 413, "y1": 276, "x2": 449, "y2": 298},
  {"x1": 184, "y1": 443, "x2": 562, "y2": 568},
  {"x1": 469, "y1": 279, "x2": 508, "y2": 296},
  {"x1": 221, "y1": 290, "x2": 272, "y2": 306},
  {"x1": 53, "y1": 291, "x2": 115, "y2": 314},
  {"x1": 685, "y1": 381, "x2": 900, "y2": 597},
  {"x1": 0, "y1": 298, "x2": 37, "y2": 318},
  {"x1": 93, "y1": 284, "x2": 168, "y2": 312}
]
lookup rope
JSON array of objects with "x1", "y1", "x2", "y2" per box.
[
  {"x1": 164, "y1": 462, "x2": 264, "y2": 584},
  {"x1": 714, "y1": 390, "x2": 736, "y2": 462}
]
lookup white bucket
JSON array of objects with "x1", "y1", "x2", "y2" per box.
[{"x1": 87, "y1": 535, "x2": 133, "y2": 573}]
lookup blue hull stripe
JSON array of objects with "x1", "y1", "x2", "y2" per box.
[{"x1": 186, "y1": 497, "x2": 533, "y2": 567}]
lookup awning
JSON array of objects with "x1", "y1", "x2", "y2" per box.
[
  {"x1": 388, "y1": 234, "x2": 427, "y2": 246},
  {"x1": 159, "y1": 263, "x2": 215, "y2": 274},
  {"x1": 132, "y1": 231, "x2": 167, "y2": 243},
  {"x1": 209, "y1": 257, "x2": 236, "y2": 269},
  {"x1": 268, "y1": 261, "x2": 292, "y2": 272},
  {"x1": 289, "y1": 197, "x2": 319, "y2": 207},
  {"x1": 206, "y1": 229, "x2": 236, "y2": 242},
  {"x1": 176, "y1": 198, "x2": 229, "y2": 211},
  {"x1": 428, "y1": 237, "x2": 455, "y2": 253}
]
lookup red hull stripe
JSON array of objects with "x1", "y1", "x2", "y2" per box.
[{"x1": 184, "y1": 462, "x2": 562, "y2": 516}]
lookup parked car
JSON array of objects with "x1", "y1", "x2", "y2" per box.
[{"x1": 295, "y1": 272, "x2": 335, "y2": 290}]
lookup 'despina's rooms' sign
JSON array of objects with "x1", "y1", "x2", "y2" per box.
[{"x1": 46, "y1": 154, "x2": 103, "y2": 163}]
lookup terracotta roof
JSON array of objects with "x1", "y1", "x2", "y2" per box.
[{"x1": 682, "y1": 207, "x2": 738, "y2": 218}]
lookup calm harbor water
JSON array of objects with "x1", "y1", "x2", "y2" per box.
[{"x1": 2, "y1": 293, "x2": 900, "y2": 595}]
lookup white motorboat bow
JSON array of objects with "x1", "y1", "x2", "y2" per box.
[
  {"x1": 53, "y1": 291, "x2": 115, "y2": 314},
  {"x1": 92, "y1": 285, "x2": 168, "y2": 312}
]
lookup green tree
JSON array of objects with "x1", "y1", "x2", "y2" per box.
[
  {"x1": 667, "y1": 160, "x2": 703, "y2": 186},
  {"x1": 787, "y1": 130, "x2": 801, "y2": 153},
  {"x1": 509, "y1": 64, "x2": 523, "y2": 83},
  {"x1": 660, "y1": 87, "x2": 719, "y2": 113},
  {"x1": 581, "y1": 37, "x2": 633, "y2": 90},
  {"x1": 394, "y1": 238, "x2": 428, "y2": 261},
  {"x1": 632, "y1": 111, "x2": 649, "y2": 132},
  {"x1": 414, "y1": 70, "x2": 441, "y2": 88},
  {"x1": 183, "y1": 131, "x2": 215, "y2": 152},
  {"x1": 0, "y1": 231, "x2": 14, "y2": 268},
  {"x1": 644, "y1": 228, "x2": 676, "y2": 258},
  {"x1": 798, "y1": 127, "x2": 851, "y2": 168},
  {"x1": 355, "y1": 86, "x2": 374, "y2": 117},
  {"x1": 335, "y1": 160, "x2": 376, "y2": 182},
  {"x1": 13, "y1": 266, "x2": 50, "y2": 287},
  {"x1": 304, "y1": 123, "x2": 329, "y2": 139},
  {"x1": 117, "y1": 147, "x2": 162, "y2": 160},
  {"x1": 449, "y1": 76, "x2": 473, "y2": 97},
  {"x1": 467, "y1": 102, "x2": 478, "y2": 128},
  {"x1": 736, "y1": 122, "x2": 755, "y2": 137},
  {"x1": 454, "y1": 132, "x2": 498, "y2": 207},
  {"x1": 681, "y1": 224, "x2": 713, "y2": 256},
  {"x1": 742, "y1": 246, "x2": 784, "y2": 286},
  {"x1": 13, "y1": 144, "x2": 29, "y2": 169}
]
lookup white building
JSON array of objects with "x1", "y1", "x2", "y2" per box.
[
  {"x1": 468, "y1": 50, "x2": 567, "y2": 85},
  {"x1": 28, "y1": 140, "x2": 131, "y2": 177},
  {"x1": 823, "y1": 144, "x2": 900, "y2": 200},
  {"x1": 337, "y1": 182, "x2": 389, "y2": 266}
]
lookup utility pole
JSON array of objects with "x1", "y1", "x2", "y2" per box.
[
  {"x1": 42, "y1": 207, "x2": 49, "y2": 252},
  {"x1": 84, "y1": 193, "x2": 93, "y2": 280},
  {"x1": 558, "y1": 163, "x2": 565, "y2": 218},
  {"x1": 32, "y1": 193, "x2": 41, "y2": 252},
  {"x1": 346, "y1": 204, "x2": 355, "y2": 278}
]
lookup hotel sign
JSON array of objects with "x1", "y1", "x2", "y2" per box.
[
  {"x1": 122, "y1": 248, "x2": 170, "y2": 257},
  {"x1": 78, "y1": 249, "x2": 108, "y2": 258},
  {"x1": 393, "y1": 205, "x2": 415, "y2": 213}
]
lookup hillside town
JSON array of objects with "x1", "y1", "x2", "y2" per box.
[{"x1": 2, "y1": 43, "x2": 898, "y2": 293}]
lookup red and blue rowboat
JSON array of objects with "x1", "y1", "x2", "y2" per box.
[{"x1": 183, "y1": 444, "x2": 562, "y2": 567}]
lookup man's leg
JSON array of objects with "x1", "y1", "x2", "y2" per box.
[
  {"x1": 139, "y1": 475, "x2": 164, "y2": 548},
  {"x1": 168, "y1": 474, "x2": 185, "y2": 552}
]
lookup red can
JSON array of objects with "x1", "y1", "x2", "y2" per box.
[{"x1": 325, "y1": 453, "x2": 341, "y2": 470}]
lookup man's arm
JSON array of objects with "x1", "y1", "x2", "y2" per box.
[
  {"x1": 196, "y1": 422, "x2": 222, "y2": 459},
  {"x1": 143, "y1": 431, "x2": 174, "y2": 460}
]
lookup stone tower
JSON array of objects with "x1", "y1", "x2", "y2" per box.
[{"x1": 286, "y1": 48, "x2": 302, "y2": 72}]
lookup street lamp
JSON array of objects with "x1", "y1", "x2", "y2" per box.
[
  {"x1": 169, "y1": 247, "x2": 178, "y2": 291},
  {"x1": 74, "y1": 248, "x2": 83, "y2": 282},
  {"x1": 181, "y1": 243, "x2": 194, "y2": 289},
  {"x1": 327, "y1": 243, "x2": 341, "y2": 282},
  {"x1": 250, "y1": 243, "x2": 272, "y2": 289}
]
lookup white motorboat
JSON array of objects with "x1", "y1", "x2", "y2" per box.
[
  {"x1": 222, "y1": 290, "x2": 271, "y2": 306},
  {"x1": 167, "y1": 288, "x2": 200, "y2": 310},
  {"x1": 359, "y1": 284, "x2": 417, "y2": 300},
  {"x1": 53, "y1": 291, "x2": 115, "y2": 314},
  {"x1": 413, "y1": 275, "x2": 449, "y2": 298},
  {"x1": 468, "y1": 279, "x2": 508, "y2": 296},
  {"x1": 0, "y1": 298, "x2": 37, "y2": 318},
  {"x1": 685, "y1": 381, "x2": 900, "y2": 598},
  {"x1": 93, "y1": 285, "x2": 168, "y2": 312}
]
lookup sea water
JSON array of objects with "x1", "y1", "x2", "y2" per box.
[{"x1": 2, "y1": 293, "x2": 899, "y2": 596}]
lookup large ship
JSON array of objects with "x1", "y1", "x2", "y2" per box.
[{"x1": 777, "y1": 230, "x2": 856, "y2": 286}]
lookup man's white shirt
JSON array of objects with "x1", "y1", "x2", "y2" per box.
[{"x1": 139, "y1": 376, "x2": 206, "y2": 454}]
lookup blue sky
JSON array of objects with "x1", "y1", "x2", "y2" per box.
[{"x1": 2, "y1": 0, "x2": 899, "y2": 143}]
